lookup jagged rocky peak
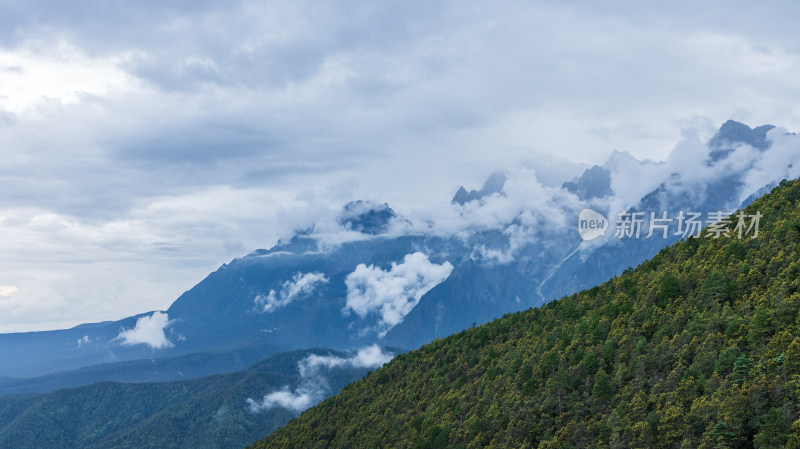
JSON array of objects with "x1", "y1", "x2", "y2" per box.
[
  {"x1": 707, "y1": 120, "x2": 775, "y2": 162},
  {"x1": 562, "y1": 165, "x2": 613, "y2": 201},
  {"x1": 451, "y1": 171, "x2": 507, "y2": 205},
  {"x1": 338, "y1": 200, "x2": 397, "y2": 234}
]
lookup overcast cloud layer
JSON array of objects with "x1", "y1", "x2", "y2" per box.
[{"x1": 1, "y1": 0, "x2": 800, "y2": 332}]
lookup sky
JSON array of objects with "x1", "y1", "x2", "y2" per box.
[{"x1": 1, "y1": 0, "x2": 800, "y2": 332}]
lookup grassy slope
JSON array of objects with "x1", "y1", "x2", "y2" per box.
[{"x1": 253, "y1": 179, "x2": 800, "y2": 449}]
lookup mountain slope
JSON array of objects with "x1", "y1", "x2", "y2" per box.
[
  {"x1": 0, "y1": 348, "x2": 379, "y2": 449},
  {"x1": 252, "y1": 179, "x2": 800, "y2": 448}
]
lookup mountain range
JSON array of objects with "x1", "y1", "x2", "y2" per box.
[
  {"x1": 252, "y1": 174, "x2": 800, "y2": 448},
  {"x1": 1, "y1": 120, "x2": 797, "y2": 385}
]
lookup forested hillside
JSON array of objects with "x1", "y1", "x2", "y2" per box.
[
  {"x1": 253, "y1": 179, "x2": 800, "y2": 448},
  {"x1": 0, "y1": 349, "x2": 370, "y2": 449}
]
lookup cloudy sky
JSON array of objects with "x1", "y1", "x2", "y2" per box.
[{"x1": 1, "y1": 0, "x2": 799, "y2": 332}]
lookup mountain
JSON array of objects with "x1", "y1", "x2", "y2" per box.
[
  {"x1": 0, "y1": 341, "x2": 279, "y2": 396},
  {"x1": 251, "y1": 178, "x2": 800, "y2": 448},
  {"x1": 0, "y1": 347, "x2": 388, "y2": 449},
  {"x1": 1, "y1": 120, "x2": 796, "y2": 387},
  {"x1": 451, "y1": 171, "x2": 507, "y2": 204},
  {"x1": 562, "y1": 165, "x2": 613, "y2": 200},
  {"x1": 708, "y1": 119, "x2": 775, "y2": 160}
]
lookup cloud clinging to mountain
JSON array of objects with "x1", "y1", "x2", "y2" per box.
[
  {"x1": 256, "y1": 272, "x2": 329, "y2": 312},
  {"x1": 247, "y1": 345, "x2": 393, "y2": 413},
  {"x1": 299, "y1": 344, "x2": 394, "y2": 376},
  {"x1": 115, "y1": 312, "x2": 174, "y2": 349},
  {"x1": 345, "y1": 253, "x2": 453, "y2": 336}
]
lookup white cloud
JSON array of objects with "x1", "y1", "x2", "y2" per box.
[
  {"x1": 256, "y1": 272, "x2": 329, "y2": 312},
  {"x1": 740, "y1": 129, "x2": 800, "y2": 203},
  {"x1": 0, "y1": 40, "x2": 138, "y2": 114},
  {"x1": 246, "y1": 387, "x2": 314, "y2": 414},
  {"x1": 247, "y1": 345, "x2": 394, "y2": 414},
  {"x1": 398, "y1": 165, "x2": 579, "y2": 237},
  {"x1": 299, "y1": 344, "x2": 393, "y2": 377},
  {"x1": 345, "y1": 253, "x2": 453, "y2": 336},
  {"x1": 0, "y1": 285, "x2": 17, "y2": 297},
  {"x1": 115, "y1": 311, "x2": 174, "y2": 349}
]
